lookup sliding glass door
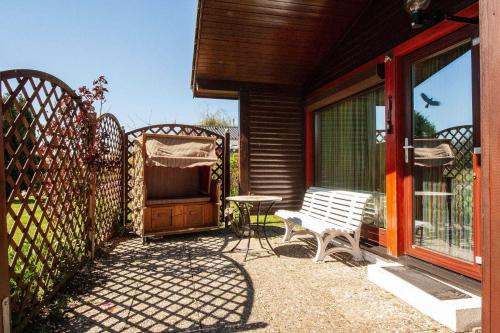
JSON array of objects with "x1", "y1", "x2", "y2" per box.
[{"x1": 404, "y1": 29, "x2": 481, "y2": 279}]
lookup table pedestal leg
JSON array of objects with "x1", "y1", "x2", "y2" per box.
[
  {"x1": 244, "y1": 217, "x2": 252, "y2": 262},
  {"x1": 229, "y1": 202, "x2": 246, "y2": 252},
  {"x1": 262, "y1": 202, "x2": 280, "y2": 257},
  {"x1": 228, "y1": 199, "x2": 280, "y2": 261},
  {"x1": 255, "y1": 202, "x2": 266, "y2": 249}
]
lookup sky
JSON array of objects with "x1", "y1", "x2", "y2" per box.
[
  {"x1": 374, "y1": 51, "x2": 472, "y2": 132},
  {"x1": 413, "y1": 51, "x2": 472, "y2": 132},
  {"x1": 0, "y1": 0, "x2": 238, "y2": 131}
]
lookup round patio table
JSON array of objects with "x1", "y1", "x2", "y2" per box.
[{"x1": 226, "y1": 195, "x2": 282, "y2": 262}]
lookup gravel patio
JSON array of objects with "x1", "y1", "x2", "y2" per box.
[{"x1": 30, "y1": 227, "x2": 452, "y2": 332}]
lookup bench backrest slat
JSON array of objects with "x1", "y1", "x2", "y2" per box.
[{"x1": 299, "y1": 187, "x2": 372, "y2": 230}]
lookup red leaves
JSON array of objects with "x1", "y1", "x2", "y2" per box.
[
  {"x1": 92, "y1": 85, "x2": 108, "y2": 103},
  {"x1": 41, "y1": 76, "x2": 114, "y2": 174},
  {"x1": 75, "y1": 110, "x2": 85, "y2": 123},
  {"x1": 78, "y1": 75, "x2": 109, "y2": 112},
  {"x1": 74, "y1": 75, "x2": 119, "y2": 169},
  {"x1": 93, "y1": 75, "x2": 108, "y2": 86}
]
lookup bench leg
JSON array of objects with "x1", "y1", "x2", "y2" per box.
[
  {"x1": 283, "y1": 221, "x2": 294, "y2": 243},
  {"x1": 351, "y1": 231, "x2": 363, "y2": 261},
  {"x1": 283, "y1": 221, "x2": 314, "y2": 243},
  {"x1": 324, "y1": 231, "x2": 363, "y2": 261},
  {"x1": 315, "y1": 231, "x2": 364, "y2": 262},
  {"x1": 314, "y1": 233, "x2": 331, "y2": 262}
]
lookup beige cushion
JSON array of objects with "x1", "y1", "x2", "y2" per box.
[{"x1": 136, "y1": 134, "x2": 217, "y2": 168}]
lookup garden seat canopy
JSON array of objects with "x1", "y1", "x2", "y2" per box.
[
  {"x1": 135, "y1": 134, "x2": 217, "y2": 168},
  {"x1": 414, "y1": 138, "x2": 455, "y2": 167}
]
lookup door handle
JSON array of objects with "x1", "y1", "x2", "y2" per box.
[{"x1": 403, "y1": 137, "x2": 414, "y2": 163}]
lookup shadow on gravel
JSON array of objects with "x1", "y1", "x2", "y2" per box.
[{"x1": 27, "y1": 230, "x2": 267, "y2": 332}]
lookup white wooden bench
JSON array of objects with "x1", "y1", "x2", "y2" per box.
[{"x1": 276, "y1": 187, "x2": 372, "y2": 262}]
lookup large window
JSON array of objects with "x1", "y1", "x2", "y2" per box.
[{"x1": 314, "y1": 86, "x2": 386, "y2": 228}]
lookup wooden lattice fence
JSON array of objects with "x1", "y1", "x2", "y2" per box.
[
  {"x1": 94, "y1": 113, "x2": 125, "y2": 248},
  {"x1": 125, "y1": 124, "x2": 230, "y2": 224},
  {"x1": 0, "y1": 70, "x2": 229, "y2": 331},
  {"x1": 0, "y1": 70, "x2": 124, "y2": 330}
]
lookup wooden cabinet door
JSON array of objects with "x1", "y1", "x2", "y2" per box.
[
  {"x1": 185, "y1": 205, "x2": 204, "y2": 226},
  {"x1": 150, "y1": 207, "x2": 173, "y2": 231},
  {"x1": 203, "y1": 204, "x2": 214, "y2": 225}
]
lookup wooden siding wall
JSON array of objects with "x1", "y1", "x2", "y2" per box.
[
  {"x1": 307, "y1": 0, "x2": 476, "y2": 92},
  {"x1": 239, "y1": 90, "x2": 305, "y2": 211}
]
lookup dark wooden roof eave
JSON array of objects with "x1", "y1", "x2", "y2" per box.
[
  {"x1": 194, "y1": 77, "x2": 304, "y2": 98},
  {"x1": 191, "y1": 0, "x2": 369, "y2": 98},
  {"x1": 191, "y1": 0, "x2": 203, "y2": 95}
]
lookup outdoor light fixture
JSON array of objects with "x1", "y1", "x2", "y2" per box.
[{"x1": 404, "y1": 0, "x2": 479, "y2": 29}]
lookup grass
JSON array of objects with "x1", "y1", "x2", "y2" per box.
[
  {"x1": 7, "y1": 198, "x2": 46, "y2": 244},
  {"x1": 228, "y1": 201, "x2": 284, "y2": 226},
  {"x1": 6, "y1": 197, "x2": 87, "y2": 327},
  {"x1": 250, "y1": 214, "x2": 283, "y2": 226},
  {"x1": 7, "y1": 197, "x2": 87, "y2": 251}
]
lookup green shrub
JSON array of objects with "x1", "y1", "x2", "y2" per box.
[{"x1": 230, "y1": 153, "x2": 239, "y2": 196}]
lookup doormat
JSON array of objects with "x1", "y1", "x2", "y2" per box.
[{"x1": 383, "y1": 266, "x2": 472, "y2": 300}]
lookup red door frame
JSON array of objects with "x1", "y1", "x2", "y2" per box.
[
  {"x1": 390, "y1": 4, "x2": 480, "y2": 260},
  {"x1": 479, "y1": 0, "x2": 500, "y2": 330},
  {"x1": 400, "y1": 26, "x2": 481, "y2": 280}
]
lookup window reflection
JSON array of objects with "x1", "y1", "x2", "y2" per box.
[{"x1": 411, "y1": 42, "x2": 474, "y2": 262}]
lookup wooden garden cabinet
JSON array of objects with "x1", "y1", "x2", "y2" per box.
[{"x1": 131, "y1": 134, "x2": 220, "y2": 241}]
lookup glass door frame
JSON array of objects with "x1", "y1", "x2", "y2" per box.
[{"x1": 402, "y1": 26, "x2": 481, "y2": 280}]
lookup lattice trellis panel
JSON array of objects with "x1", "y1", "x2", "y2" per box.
[
  {"x1": 375, "y1": 129, "x2": 386, "y2": 144},
  {"x1": 94, "y1": 113, "x2": 124, "y2": 248},
  {"x1": 125, "y1": 125, "x2": 228, "y2": 223},
  {"x1": 435, "y1": 125, "x2": 474, "y2": 247},
  {"x1": 0, "y1": 70, "x2": 90, "y2": 328},
  {"x1": 435, "y1": 125, "x2": 473, "y2": 178}
]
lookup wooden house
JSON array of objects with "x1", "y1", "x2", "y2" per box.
[{"x1": 190, "y1": 0, "x2": 500, "y2": 330}]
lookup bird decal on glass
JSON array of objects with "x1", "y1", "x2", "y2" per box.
[{"x1": 420, "y1": 92, "x2": 441, "y2": 108}]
